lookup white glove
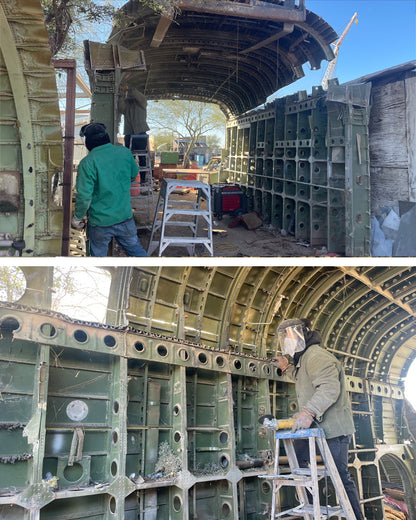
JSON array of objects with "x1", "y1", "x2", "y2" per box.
[{"x1": 71, "y1": 215, "x2": 85, "y2": 229}]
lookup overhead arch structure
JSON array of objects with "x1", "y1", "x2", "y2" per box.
[
  {"x1": 91, "y1": 0, "x2": 337, "y2": 118},
  {"x1": 0, "y1": 265, "x2": 415, "y2": 519}
]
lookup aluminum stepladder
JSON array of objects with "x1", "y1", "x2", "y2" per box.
[
  {"x1": 129, "y1": 134, "x2": 154, "y2": 229},
  {"x1": 147, "y1": 178, "x2": 213, "y2": 256},
  {"x1": 259, "y1": 428, "x2": 356, "y2": 520}
]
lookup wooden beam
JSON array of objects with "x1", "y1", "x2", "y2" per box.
[
  {"x1": 241, "y1": 23, "x2": 294, "y2": 54},
  {"x1": 151, "y1": 15, "x2": 174, "y2": 48},
  {"x1": 178, "y1": 0, "x2": 306, "y2": 23}
]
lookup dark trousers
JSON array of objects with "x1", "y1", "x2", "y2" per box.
[{"x1": 294, "y1": 435, "x2": 364, "y2": 520}]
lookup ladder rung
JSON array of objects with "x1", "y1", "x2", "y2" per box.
[
  {"x1": 160, "y1": 222, "x2": 198, "y2": 228},
  {"x1": 295, "y1": 504, "x2": 344, "y2": 517},
  {"x1": 165, "y1": 201, "x2": 202, "y2": 207},
  {"x1": 292, "y1": 467, "x2": 327, "y2": 477},
  {"x1": 164, "y1": 209, "x2": 211, "y2": 217},
  {"x1": 265, "y1": 467, "x2": 326, "y2": 479},
  {"x1": 160, "y1": 237, "x2": 212, "y2": 244},
  {"x1": 266, "y1": 474, "x2": 309, "y2": 480},
  {"x1": 267, "y1": 478, "x2": 315, "y2": 487}
]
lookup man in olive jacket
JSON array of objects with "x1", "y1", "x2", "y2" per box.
[
  {"x1": 72, "y1": 123, "x2": 147, "y2": 257},
  {"x1": 274, "y1": 318, "x2": 364, "y2": 520}
]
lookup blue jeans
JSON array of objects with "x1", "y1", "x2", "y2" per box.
[
  {"x1": 294, "y1": 435, "x2": 364, "y2": 520},
  {"x1": 87, "y1": 217, "x2": 147, "y2": 257}
]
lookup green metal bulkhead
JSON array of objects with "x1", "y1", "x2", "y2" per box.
[{"x1": 0, "y1": 1, "x2": 63, "y2": 256}]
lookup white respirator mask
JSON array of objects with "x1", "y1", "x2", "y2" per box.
[{"x1": 278, "y1": 324, "x2": 306, "y2": 357}]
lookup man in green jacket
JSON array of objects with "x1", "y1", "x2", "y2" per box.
[
  {"x1": 72, "y1": 123, "x2": 147, "y2": 257},
  {"x1": 274, "y1": 318, "x2": 364, "y2": 520}
]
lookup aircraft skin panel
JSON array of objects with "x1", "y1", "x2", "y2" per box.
[{"x1": 0, "y1": 1, "x2": 63, "y2": 256}]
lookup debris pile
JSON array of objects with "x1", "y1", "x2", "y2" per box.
[
  {"x1": 383, "y1": 482, "x2": 408, "y2": 519},
  {"x1": 228, "y1": 212, "x2": 263, "y2": 230},
  {"x1": 371, "y1": 204, "x2": 416, "y2": 256},
  {"x1": 153, "y1": 441, "x2": 182, "y2": 478}
]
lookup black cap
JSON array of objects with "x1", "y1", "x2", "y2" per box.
[{"x1": 79, "y1": 122, "x2": 107, "y2": 138}]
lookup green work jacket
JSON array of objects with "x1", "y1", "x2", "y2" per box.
[
  {"x1": 286, "y1": 344, "x2": 355, "y2": 439},
  {"x1": 75, "y1": 143, "x2": 138, "y2": 227}
]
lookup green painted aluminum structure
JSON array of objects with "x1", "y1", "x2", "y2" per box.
[
  {"x1": 0, "y1": 1, "x2": 63, "y2": 257},
  {"x1": 0, "y1": 266, "x2": 415, "y2": 519},
  {"x1": 223, "y1": 81, "x2": 372, "y2": 256}
]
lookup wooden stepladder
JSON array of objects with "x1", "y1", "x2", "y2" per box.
[{"x1": 259, "y1": 428, "x2": 356, "y2": 520}]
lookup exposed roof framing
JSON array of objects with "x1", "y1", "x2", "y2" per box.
[
  {"x1": 119, "y1": 266, "x2": 416, "y2": 388},
  {"x1": 108, "y1": 0, "x2": 337, "y2": 116}
]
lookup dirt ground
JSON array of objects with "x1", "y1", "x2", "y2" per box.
[{"x1": 112, "y1": 189, "x2": 325, "y2": 258}]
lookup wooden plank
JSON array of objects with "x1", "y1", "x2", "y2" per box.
[
  {"x1": 369, "y1": 78, "x2": 414, "y2": 212},
  {"x1": 371, "y1": 167, "x2": 409, "y2": 211},
  {"x1": 405, "y1": 76, "x2": 416, "y2": 201},
  {"x1": 369, "y1": 80, "x2": 408, "y2": 168}
]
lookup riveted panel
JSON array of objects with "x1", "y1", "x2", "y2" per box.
[
  {"x1": 0, "y1": 1, "x2": 63, "y2": 256},
  {"x1": 1, "y1": 265, "x2": 416, "y2": 519},
  {"x1": 224, "y1": 82, "x2": 372, "y2": 255}
]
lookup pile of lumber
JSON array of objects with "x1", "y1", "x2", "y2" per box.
[{"x1": 384, "y1": 504, "x2": 406, "y2": 520}]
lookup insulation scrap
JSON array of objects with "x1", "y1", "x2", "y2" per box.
[
  {"x1": 0, "y1": 453, "x2": 32, "y2": 464},
  {"x1": 42, "y1": 473, "x2": 59, "y2": 490},
  {"x1": 0, "y1": 423, "x2": 25, "y2": 431},
  {"x1": 154, "y1": 441, "x2": 182, "y2": 478}
]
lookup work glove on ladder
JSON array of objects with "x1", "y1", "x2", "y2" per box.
[{"x1": 291, "y1": 408, "x2": 315, "y2": 433}]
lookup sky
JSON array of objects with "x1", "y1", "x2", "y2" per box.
[
  {"x1": 405, "y1": 361, "x2": 416, "y2": 409},
  {"x1": 74, "y1": 1, "x2": 416, "y2": 100},
  {"x1": 274, "y1": 0, "x2": 416, "y2": 99},
  {"x1": 55, "y1": 267, "x2": 111, "y2": 323}
]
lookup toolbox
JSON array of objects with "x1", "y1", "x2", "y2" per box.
[{"x1": 211, "y1": 184, "x2": 247, "y2": 220}]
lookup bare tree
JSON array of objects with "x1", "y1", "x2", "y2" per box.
[
  {"x1": 0, "y1": 267, "x2": 110, "y2": 323},
  {"x1": 41, "y1": 0, "x2": 180, "y2": 57},
  {"x1": 148, "y1": 100, "x2": 225, "y2": 167},
  {"x1": 41, "y1": 0, "x2": 116, "y2": 56}
]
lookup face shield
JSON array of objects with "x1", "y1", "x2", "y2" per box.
[{"x1": 278, "y1": 324, "x2": 306, "y2": 358}]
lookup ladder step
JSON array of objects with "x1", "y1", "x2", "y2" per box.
[
  {"x1": 294, "y1": 503, "x2": 344, "y2": 517},
  {"x1": 164, "y1": 201, "x2": 203, "y2": 208},
  {"x1": 266, "y1": 477, "x2": 315, "y2": 488},
  {"x1": 160, "y1": 237, "x2": 212, "y2": 244},
  {"x1": 164, "y1": 209, "x2": 211, "y2": 216},
  {"x1": 265, "y1": 468, "x2": 326, "y2": 480},
  {"x1": 272, "y1": 504, "x2": 344, "y2": 518},
  {"x1": 293, "y1": 467, "x2": 327, "y2": 477},
  {"x1": 159, "y1": 222, "x2": 198, "y2": 229}
]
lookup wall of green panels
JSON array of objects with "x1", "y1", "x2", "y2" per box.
[{"x1": 224, "y1": 82, "x2": 372, "y2": 256}]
